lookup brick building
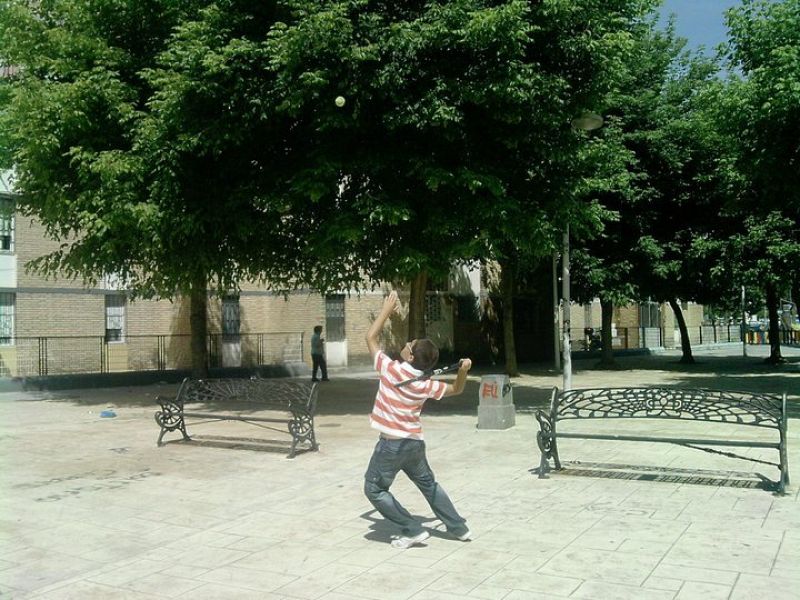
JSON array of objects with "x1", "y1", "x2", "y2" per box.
[{"x1": 0, "y1": 169, "x2": 706, "y2": 378}]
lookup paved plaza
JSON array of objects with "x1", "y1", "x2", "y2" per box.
[{"x1": 1, "y1": 345, "x2": 799, "y2": 599}]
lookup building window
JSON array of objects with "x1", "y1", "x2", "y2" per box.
[
  {"x1": 0, "y1": 197, "x2": 14, "y2": 252},
  {"x1": 639, "y1": 300, "x2": 661, "y2": 328},
  {"x1": 455, "y1": 295, "x2": 479, "y2": 323},
  {"x1": 325, "y1": 294, "x2": 345, "y2": 341},
  {"x1": 222, "y1": 295, "x2": 240, "y2": 341},
  {"x1": 0, "y1": 292, "x2": 14, "y2": 345},
  {"x1": 105, "y1": 295, "x2": 125, "y2": 342},
  {"x1": 425, "y1": 294, "x2": 443, "y2": 323}
]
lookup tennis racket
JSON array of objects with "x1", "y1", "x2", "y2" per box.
[{"x1": 396, "y1": 361, "x2": 464, "y2": 388}]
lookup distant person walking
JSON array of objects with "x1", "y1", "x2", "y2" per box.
[
  {"x1": 310, "y1": 325, "x2": 329, "y2": 382},
  {"x1": 364, "y1": 290, "x2": 473, "y2": 549}
]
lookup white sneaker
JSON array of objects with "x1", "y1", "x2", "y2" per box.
[
  {"x1": 455, "y1": 529, "x2": 472, "y2": 541},
  {"x1": 391, "y1": 531, "x2": 430, "y2": 549}
]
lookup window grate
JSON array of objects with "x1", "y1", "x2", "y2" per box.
[
  {"x1": 0, "y1": 292, "x2": 14, "y2": 345},
  {"x1": 325, "y1": 295, "x2": 345, "y2": 341},
  {"x1": 105, "y1": 295, "x2": 125, "y2": 342}
]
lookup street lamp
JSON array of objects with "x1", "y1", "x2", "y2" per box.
[{"x1": 561, "y1": 112, "x2": 604, "y2": 391}]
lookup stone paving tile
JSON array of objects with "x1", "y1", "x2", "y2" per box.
[
  {"x1": 730, "y1": 573, "x2": 799, "y2": 599},
  {"x1": 29, "y1": 580, "x2": 157, "y2": 599},
  {"x1": 503, "y1": 592, "x2": 571, "y2": 600},
  {"x1": 195, "y1": 564, "x2": 297, "y2": 592},
  {"x1": 2, "y1": 553, "x2": 102, "y2": 594},
  {"x1": 649, "y1": 563, "x2": 738, "y2": 585},
  {"x1": 424, "y1": 571, "x2": 489, "y2": 595},
  {"x1": 318, "y1": 593, "x2": 375, "y2": 600},
  {"x1": 433, "y1": 546, "x2": 517, "y2": 576},
  {"x1": 538, "y1": 547, "x2": 662, "y2": 586},
  {"x1": 124, "y1": 572, "x2": 205, "y2": 598},
  {"x1": 231, "y1": 541, "x2": 353, "y2": 576},
  {"x1": 275, "y1": 563, "x2": 378, "y2": 599},
  {"x1": 642, "y1": 576, "x2": 682, "y2": 591},
  {"x1": 332, "y1": 563, "x2": 444, "y2": 600},
  {"x1": 674, "y1": 581, "x2": 732, "y2": 599},
  {"x1": 662, "y1": 532, "x2": 780, "y2": 575},
  {"x1": 571, "y1": 580, "x2": 676, "y2": 599},
  {"x1": 465, "y1": 584, "x2": 511, "y2": 599},
  {"x1": 176, "y1": 582, "x2": 283, "y2": 599},
  {"x1": 86, "y1": 558, "x2": 167, "y2": 588},
  {"x1": 482, "y1": 567, "x2": 582, "y2": 596},
  {"x1": 166, "y1": 544, "x2": 251, "y2": 570},
  {"x1": 408, "y1": 591, "x2": 472, "y2": 600}
]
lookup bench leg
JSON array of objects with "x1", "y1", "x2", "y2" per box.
[
  {"x1": 535, "y1": 410, "x2": 561, "y2": 478},
  {"x1": 154, "y1": 406, "x2": 190, "y2": 447},
  {"x1": 779, "y1": 438, "x2": 789, "y2": 494},
  {"x1": 287, "y1": 414, "x2": 318, "y2": 459}
]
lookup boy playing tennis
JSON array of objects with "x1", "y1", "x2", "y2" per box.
[{"x1": 364, "y1": 290, "x2": 473, "y2": 549}]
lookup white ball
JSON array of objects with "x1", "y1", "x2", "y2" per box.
[{"x1": 335, "y1": 95, "x2": 346, "y2": 108}]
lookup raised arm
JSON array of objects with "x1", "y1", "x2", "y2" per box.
[
  {"x1": 366, "y1": 291, "x2": 400, "y2": 360},
  {"x1": 442, "y1": 358, "x2": 472, "y2": 397}
]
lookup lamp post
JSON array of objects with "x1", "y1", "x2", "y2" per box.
[
  {"x1": 561, "y1": 112, "x2": 603, "y2": 391},
  {"x1": 741, "y1": 285, "x2": 747, "y2": 358},
  {"x1": 552, "y1": 253, "x2": 561, "y2": 371}
]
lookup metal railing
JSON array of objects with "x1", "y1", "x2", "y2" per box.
[
  {"x1": 571, "y1": 325, "x2": 799, "y2": 352},
  {"x1": 0, "y1": 332, "x2": 304, "y2": 378}
]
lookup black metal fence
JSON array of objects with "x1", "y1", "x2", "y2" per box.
[
  {"x1": 572, "y1": 325, "x2": 799, "y2": 352},
  {"x1": 0, "y1": 332, "x2": 304, "y2": 377}
]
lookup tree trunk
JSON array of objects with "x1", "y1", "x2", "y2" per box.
[
  {"x1": 500, "y1": 260, "x2": 519, "y2": 377},
  {"x1": 407, "y1": 271, "x2": 428, "y2": 341},
  {"x1": 669, "y1": 298, "x2": 695, "y2": 364},
  {"x1": 189, "y1": 274, "x2": 209, "y2": 378},
  {"x1": 765, "y1": 282, "x2": 784, "y2": 364},
  {"x1": 598, "y1": 298, "x2": 616, "y2": 367}
]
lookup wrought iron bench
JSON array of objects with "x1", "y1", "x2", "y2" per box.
[
  {"x1": 535, "y1": 387, "x2": 789, "y2": 493},
  {"x1": 155, "y1": 378, "x2": 319, "y2": 458}
]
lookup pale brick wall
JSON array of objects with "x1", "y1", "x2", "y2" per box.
[{"x1": 16, "y1": 217, "x2": 88, "y2": 290}]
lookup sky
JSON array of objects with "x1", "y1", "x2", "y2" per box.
[{"x1": 659, "y1": 0, "x2": 742, "y2": 55}]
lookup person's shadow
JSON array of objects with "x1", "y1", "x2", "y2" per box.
[{"x1": 359, "y1": 510, "x2": 443, "y2": 544}]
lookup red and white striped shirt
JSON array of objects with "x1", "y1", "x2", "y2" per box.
[{"x1": 369, "y1": 351, "x2": 447, "y2": 440}]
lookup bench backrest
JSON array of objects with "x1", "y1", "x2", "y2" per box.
[
  {"x1": 176, "y1": 378, "x2": 318, "y2": 413},
  {"x1": 550, "y1": 387, "x2": 786, "y2": 431}
]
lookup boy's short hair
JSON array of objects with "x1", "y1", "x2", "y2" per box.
[
  {"x1": 314, "y1": 326, "x2": 323, "y2": 334},
  {"x1": 410, "y1": 338, "x2": 439, "y2": 371}
]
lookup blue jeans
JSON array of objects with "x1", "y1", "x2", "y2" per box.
[{"x1": 364, "y1": 437, "x2": 467, "y2": 537}]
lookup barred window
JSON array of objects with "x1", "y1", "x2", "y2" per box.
[
  {"x1": 105, "y1": 295, "x2": 125, "y2": 342},
  {"x1": 0, "y1": 292, "x2": 14, "y2": 345},
  {"x1": 639, "y1": 301, "x2": 661, "y2": 328},
  {"x1": 325, "y1": 294, "x2": 345, "y2": 341},
  {"x1": 425, "y1": 294, "x2": 443, "y2": 323},
  {"x1": 222, "y1": 295, "x2": 240, "y2": 341},
  {"x1": 0, "y1": 197, "x2": 14, "y2": 252}
]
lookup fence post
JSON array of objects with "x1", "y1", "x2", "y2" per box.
[
  {"x1": 157, "y1": 335, "x2": 166, "y2": 370},
  {"x1": 699, "y1": 326, "x2": 703, "y2": 345},
  {"x1": 38, "y1": 337, "x2": 48, "y2": 376},
  {"x1": 100, "y1": 337, "x2": 107, "y2": 373}
]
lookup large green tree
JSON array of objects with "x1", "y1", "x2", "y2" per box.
[
  {"x1": 712, "y1": 0, "x2": 800, "y2": 363},
  {"x1": 268, "y1": 0, "x2": 658, "y2": 373},
  {"x1": 0, "y1": 1, "x2": 356, "y2": 375}
]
